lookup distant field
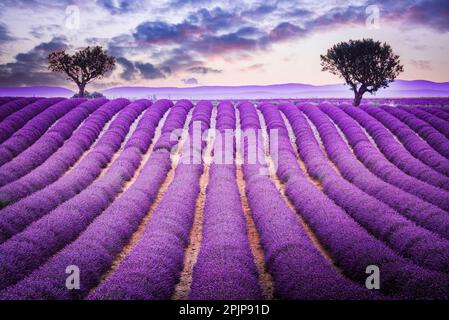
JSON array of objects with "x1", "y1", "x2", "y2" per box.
[{"x1": 0, "y1": 97, "x2": 449, "y2": 300}]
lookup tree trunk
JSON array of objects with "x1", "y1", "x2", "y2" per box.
[
  {"x1": 78, "y1": 84, "x2": 86, "y2": 98},
  {"x1": 353, "y1": 91, "x2": 363, "y2": 106}
]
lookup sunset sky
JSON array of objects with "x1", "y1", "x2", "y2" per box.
[{"x1": 0, "y1": 0, "x2": 448, "y2": 90}]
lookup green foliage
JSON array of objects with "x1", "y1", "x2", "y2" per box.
[
  {"x1": 321, "y1": 39, "x2": 404, "y2": 105},
  {"x1": 48, "y1": 46, "x2": 115, "y2": 98},
  {"x1": 71, "y1": 91, "x2": 105, "y2": 99}
]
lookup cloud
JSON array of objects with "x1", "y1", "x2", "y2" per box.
[
  {"x1": 135, "y1": 62, "x2": 166, "y2": 79},
  {"x1": 33, "y1": 36, "x2": 68, "y2": 52},
  {"x1": 242, "y1": 4, "x2": 277, "y2": 18},
  {"x1": 234, "y1": 26, "x2": 262, "y2": 37},
  {"x1": 115, "y1": 51, "x2": 206, "y2": 82},
  {"x1": 116, "y1": 57, "x2": 138, "y2": 80},
  {"x1": 29, "y1": 24, "x2": 61, "y2": 39},
  {"x1": 158, "y1": 47, "x2": 202, "y2": 74},
  {"x1": 285, "y1": 8, "x2": 313, "y2": 18},
  {"x1": 191, "y1": 32, "x2": 261, "y2": 55},
  {"x1": 96, "y1": 0, "x2": 145, "y2": 15},
  {"x1": 115, "y1": 57, "x2": 168, "y2": 81},
  {"x1": 168, "y1": 0, "x2": 209, "y2": 8},
  {"x1": 133, "y1": 20, "x2": 202, "y2": 44},
  {"x1": 403, "y1": 0, "x2": 449, "y2": 32},
  {"x1": 182, "y1": 77, "x2": 199, "y2": 85},
  {"x1": 306, "y1": 5, "x2": 366, "y2": 31},
  {"x1": 0, "y1": 23, "x2": 14, "y2": 44},
  {"x1": 0, "y1": 36, "x2": 68, "y2": 86},
  {"x1": 130, "y1": 6, "x2": 307, "y2": 60},
  {"x1": 266, "y1": 22, "x2": 306, "y2": 42},
  {"x1": 187, "y1": 66, "x2": 222, "y2": 74},
  {"x1": 186, "y1": 7, "x2": 242, "y2": 32},
  {"x1": 132, "y1": 6, "x2": 245, "y2": 47},
  {"x1": 0, "y1": 0, "x2": 70, "y2": 9},
  {"x1": 105, "y1": 34, "x2": 135, "y2": 57},
  {"x1": 364, "y1": 0, "x2": 449, "y2": 32}
]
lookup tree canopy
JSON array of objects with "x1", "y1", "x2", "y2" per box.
[
  {"x1": 321, "y1": 39, "x2": 404, "y2": 106},
  {"x1": 48, "y1": 46, "x2": 115, "y2": 97}
]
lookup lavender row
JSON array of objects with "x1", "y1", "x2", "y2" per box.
[
  {"x1": 342, "y1": 106, "x2": 449, "y2": 191},
  {"x1": 278, "y1": 104, "x2": 449, "y2": 299},
  {"x1": 0, "y1": 98, "x2": 40, "y2": 122},
  {"x1": 0, "y1": 97, "x2": 65, "y2": 143},
  {"x1": 279, "y1": 104, "x2": 449, "y2": 273},
  {"x1": 0, "y1": 99, "x2": 170, "y2": 291},
  {"x1": 89, "y1": 100, "x2": 211, "y2": 300},
  {"x1": 381, "y1": 106, "x2": 449, "y2": 160},
  {"x1": 0, "y1": 98, "x2": 86, "y2": 167},
  {"x1": 152, "y1": 100, "x2": 193, "y2": 152},
  {"x1": 0, "y1": 98, "x2": 133, "y2": 244},
  {"x1": 400, "y1": 107, "x2": 449, "y2": 139},
  {"x1": 320, "y1": 105, "x2": 449, "y2": 211},
  {"x1": 0, "y1": 101, "x2": 195, "y2": 300},
  {"x1": 190, "y1": 101, "x2": 262, "y2": 300},
  {"x1": 0, "y1": 99, "x2": 107, "y2": 185},
  {"x1": 240, "y1": 102, "x2": 373, "y2": 299},
  {"x1": 0, "y1": 99, "x2": 126, "y2": 207},
  {"x1": 421, "y1": 107, "x2": 449, "y2": 122},
  {"x1": 0, "y1": 97, "x2": 19, "y2": 107},
  {"x1": 300, "y1": 106, "x2": 449, "y2": 239},
  {"x1": 299, "y1": 105, "x2": 449, "y2": 241},
  {"x1": 362, "y1": 106, "x2": 449, "y2": 176}
]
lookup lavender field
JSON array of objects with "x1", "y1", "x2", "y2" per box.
[{"x1": 0, "y1": 97, "x2": 448, "y2": 300}]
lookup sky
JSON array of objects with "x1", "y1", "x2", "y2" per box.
[{"x1": 0, "y1": 0, "x2": 448, "y2": 90}]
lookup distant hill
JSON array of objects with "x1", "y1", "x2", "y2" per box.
[
  {"x1": 100, "y1": 80, "x2": 449, "y2": 99},
  {"x1": 0, "y1": 86, "x2": 74, "y2": 97},
  {"x1": 1, "y1": 80, "x2": 448, "y2": 99}
]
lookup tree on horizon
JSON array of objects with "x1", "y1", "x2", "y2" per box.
[
  {"x1": 321, "y1": 39, "x2": 404, "y2": 106},
  {"x1": 48, "y1": 46, "x2": 115, "y2": 98}
]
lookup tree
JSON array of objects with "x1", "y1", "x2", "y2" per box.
[
  {"x1": 320, "y1": 39, "x2": 403, "y2": 106},
  {"x1": 48, "y1": 46, "x2": 115, "y2": 98}
]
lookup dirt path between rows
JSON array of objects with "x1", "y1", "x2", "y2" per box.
[
  {"x1": 235, "y1": 108, "x2": 274, "y2": 300},
  {"x1": 172, "y1": 106, "x2": 216, "y2": 300}
]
